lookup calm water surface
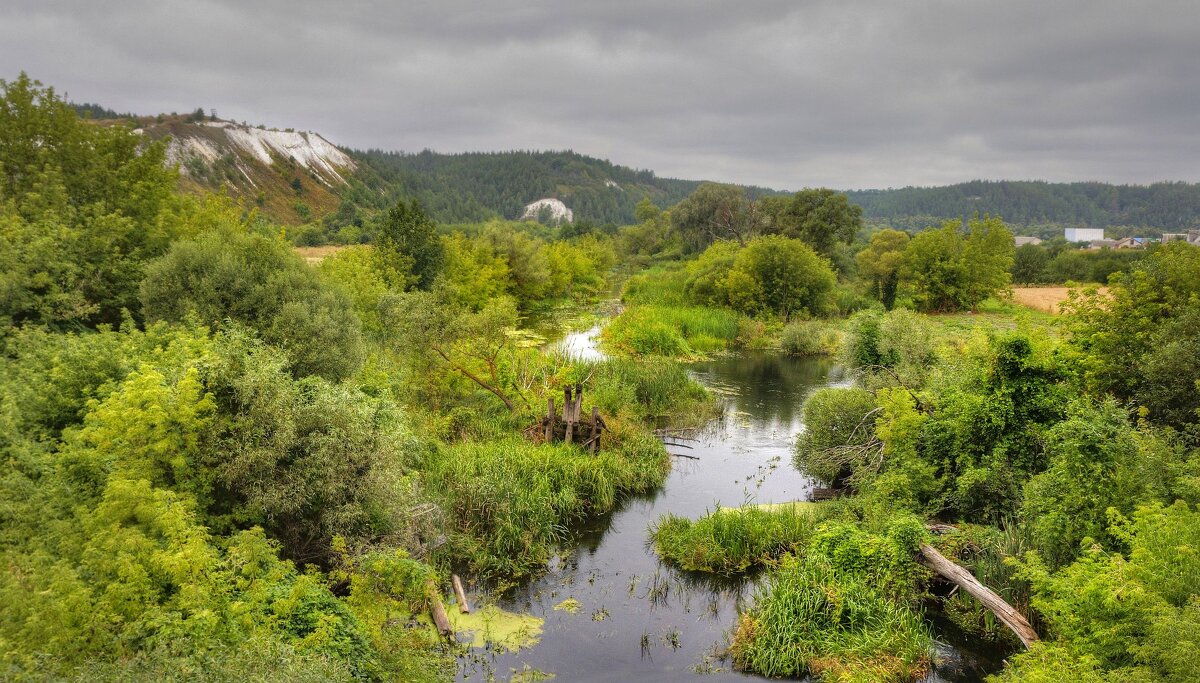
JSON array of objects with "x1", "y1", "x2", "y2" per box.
[{"x1": 458, "y1": 343, "x2": 1003, "y2": 682}]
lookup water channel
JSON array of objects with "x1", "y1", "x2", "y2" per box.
[{"x1": 458, "y1": 327, "x2": 1004, "y2": 682}]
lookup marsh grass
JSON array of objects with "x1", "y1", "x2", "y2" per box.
[
  {"x1": 603, "y1": 305, "x2": 740, "y2": 358},
  {"x1": 585, "y1": 357, "x2": 718, "y2": 424},
  {"x1": 621, "y1": 264, "x2": 690, "y2": 306},
  {"x1": 731, "y1": 553, "x2": 934, "y2": 682},
  {"x1": 425, "y1": 429, "x2": 668, "y2": 577},
  {"x1": 651, "y1": 503, "x2": 840, "y2": 575}
]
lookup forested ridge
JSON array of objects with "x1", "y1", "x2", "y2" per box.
[
  {"x1": 848, "y1": 180, "x2": 1200, "y2": 233},
  {"x1": 92, "y1": 108, "x2": 1200, "y2": 232}
]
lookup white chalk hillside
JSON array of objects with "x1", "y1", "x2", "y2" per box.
[
  {"x1": 164, "y1": 122, "x2": 355, "y2": 186},
  {"x1": 521, "y1": 198, "x2": 574, "y2": 224}
]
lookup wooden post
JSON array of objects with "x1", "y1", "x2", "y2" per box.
[
  {"x1": 451, "y1": 574, "x2": 471, "y2": 614},
  {"x1": 590, "y1": 406, "x2": 600, "y2": 454},
  {"x1": 918, "y1": 544, "x2": 1039, "y2": 648},
  {"x1": 545, "y1": 397, "x2": 555, "y2": 442},
  {"x1": 574, "y1": 383, "x2": 584, "y2": 421},
  {"x1": 563, "y1": 387, "x2": 573, "y2": 422},
  {"x1": 426, "y1": 579, "x2": 453, "y2": 637}
]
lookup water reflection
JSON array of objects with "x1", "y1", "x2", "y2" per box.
[{"x1": 459, "y1": 352, "x2": 995, "y2": 683}]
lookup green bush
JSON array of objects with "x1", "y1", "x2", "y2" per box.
[
  {"x1": 781, "y1": 319, "x2": 843, "y2": 357},
  {"x1": 141, "y1": 229, "x2": 364, "y2": 381},
  {"x1": 793, "y1": 388, "x2": 879, "y2": 485}
]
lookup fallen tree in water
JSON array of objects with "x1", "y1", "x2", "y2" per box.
[{"x1": 917, "y1": 543, "x2": 1039, "y2": 648}]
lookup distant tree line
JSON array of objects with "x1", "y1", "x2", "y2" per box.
[{"x1": 848, "y1": 180, "x2": 1200, "y2": 231}]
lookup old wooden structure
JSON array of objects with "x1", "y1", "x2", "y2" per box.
[{"x1": 530, "y1": 384, "x2": 608, "y2": 453}]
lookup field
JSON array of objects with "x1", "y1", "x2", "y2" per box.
[
  {"x1": 1009, "y1": 285, "x2": 1108, "y2": 314},
  {"x1": 294, "y1": 244, "x2": 348, "y2": 264}
]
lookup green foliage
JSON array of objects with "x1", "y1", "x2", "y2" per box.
[
  {"x1": 316, "y1": 245, "x2": 394, "y2": 337},
  {"x1": 586, "y1": 357, "x2": 716, "y2": 423},
  {"x1": 602, "y1": 305, "x2": 739, "y2": 357},
  {"x1": 730, "y1": 519, "x2": 933, "y2": 682},
  {"x1": 857, "y1": 229, "x2": 910, "y2": 309},
  {"x1": 671, "y1": 183, "x2": 764, "y2": 252},
  {"x1": 652, "y1": 503, "x2": 835, "y2": 575},
  {"x1": 780, "y1": 319, "x2": 843, "y2": 357},
  {"x1": 901, "y1": 216, "x2": 1014, "y2": 312},
  {"x1": 1067, "y1": 243, "x2": 1200, "y2": 427},
  {"x1": 840, "y1": 308, "x2": 935, "y2": 387},
  {"x1": 793, "y1": 388, "x2": 879, "y2": 485},
  {"x1": 0, "y1": 73, "x2": 179, "y2": 332},
  {"x1": 141, "y1": 229, "x2": 364, "y2": 381},
  {"x1": 686, "y1": 236, "x2": 837, "y2": 319},
  {"x1": 765, "y1": 187, "x2": 864, "y2": 259},
  {"x1": 421, "y1": 434, "x2": 667, "y2": 577},
  {"x1": 376, "y1": 199, "x2": 444, "y2": 290},
  {"x1": 999, "y1": 502, "x2": 1200, "y2": 682}
]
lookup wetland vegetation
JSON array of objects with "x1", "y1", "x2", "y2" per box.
[{"x1": 2, "y1": 74, "x2": 1199, "y2": 683}]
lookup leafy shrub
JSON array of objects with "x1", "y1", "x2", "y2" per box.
[
  {"x1": 687, "y1": 236, "x2": 838, "y2": 318},
  {"x1": 781, "y1": 319, "x2": 843, "y2": 357},
  {"x1": 793, "y1": 388, "x2": 879, "y2": 485},
  {"x1": 141, "y1": 229, "x2": 364, "y2": 381}
]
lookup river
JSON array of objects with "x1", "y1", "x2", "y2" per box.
[{"x1": 457, "y1": 328, "x2": 1004, "y2": 682}]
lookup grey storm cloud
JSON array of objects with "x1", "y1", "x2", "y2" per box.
[{"x1": 2, "y1": 0, "x2": 1198, "y2": 189}]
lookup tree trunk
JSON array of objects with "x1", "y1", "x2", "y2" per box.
[{"x1": 918, "y1": 543, "x2": 1039, "y2": 648}]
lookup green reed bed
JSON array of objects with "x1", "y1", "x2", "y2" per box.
[
  {"x1": 651, "y1": 502, "x2": 837, "y2": 575},
  {"x1": 603, "y1": 305, "x2": 741, "y2": 357},
  {"x1": 424, "y1": 430, "x2": 668, "y2": 578},
  {"x1": 731, "y1": 553, "x2": 934, "y2": 683},
  {"x1": 585, "y1": 356, "x2": 718, "y2": 424}
]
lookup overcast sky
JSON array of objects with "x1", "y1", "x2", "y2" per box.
[{"x1": 2, "y1": 1, "x2": 1198, "y2": 190}]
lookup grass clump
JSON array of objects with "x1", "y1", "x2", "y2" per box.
[
  {"x1": 730, "y1": 517, "x2": 934, "y2": 682},
  {"x1": 731, "y1": 553, "x2": 934, "y2": 682},
  {"x1": 651, "y1": 502, "x2": 835, "y2": 575},
  {"x1": 423, "y1": 432, "x2": 668, "y2": 578},
  {"x1": 603, "y1": 305, "x2": 739, "y2": 358},
  {"x1": 587, "y1": 357, "x2": 717, "y2": 424}
]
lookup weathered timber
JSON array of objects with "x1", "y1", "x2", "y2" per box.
[
  {"x1": 668, "y1": 451, "x2": 700, "y2": 460},
  {"x1": 809, "y1": 487, "x2": 842, "y2": 501},
  {"x1": 918, "y1": 543, "x2": 1039, "y2": 648},
  {"x1": 426, "y1": 579, "x2": 453, "y2": 636},
  {"x1": 451, "y1": 574, "x2": 471, "y2": 614}
]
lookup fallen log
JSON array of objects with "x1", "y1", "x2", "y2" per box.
[
  {"x1": 918, "y1": 543, "x2": 1039, "y2": 648},
  {"x1": 667, "y1": 451, "x2": 700, "y2": 460},
  {"x1": 426, "y1": 579, "x2": 453, "y2": 637},
  {"x1": 451, "y1": 574, "x2": 471, "y2": 614}
]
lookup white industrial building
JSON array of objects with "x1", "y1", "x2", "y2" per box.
[{"x1": 1064, "y1": 228, "x2": 1105, "y2": 242}]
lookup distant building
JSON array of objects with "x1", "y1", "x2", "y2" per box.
[
  {"x1": 1113, "y1": 237, "x2": 1147, "y2": 249},
  {"x1": 1014, "y1": 236, "x2": 1043, "y2": 247},
  {"x1": 1162, "y1": 231, "x2": 1200, "y2": 245},
  {"x1": 1089, "y1": 239, "x2": 1118, "y2": 249},
  {"x1": 1065, "y1": 227, "x2": 1105, "y2": 242}
]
